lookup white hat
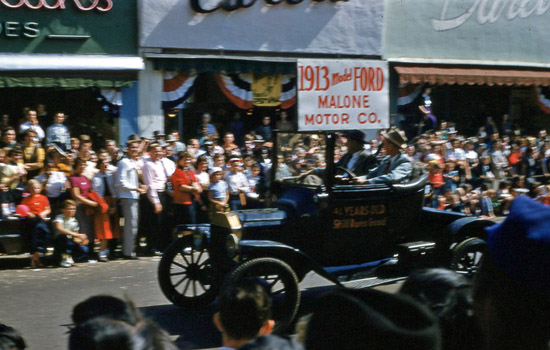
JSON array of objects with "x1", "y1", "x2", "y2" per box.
[{"x1": 210, "y1": 167, "x2": 224, "y2": 176}]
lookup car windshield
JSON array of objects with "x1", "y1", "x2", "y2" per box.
[{"x1": 274, "y1": 132, "x2": 327, "y2": 185}]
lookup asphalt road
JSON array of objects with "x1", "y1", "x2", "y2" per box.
[{"x1": 0, "y1": 255, "x2": 402, "y2": 350}]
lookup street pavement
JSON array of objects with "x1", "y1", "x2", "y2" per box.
[{"x1": 0, "y1": 255, "x2": 402, "y2": 350}]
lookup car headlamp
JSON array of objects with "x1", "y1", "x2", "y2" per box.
[{"x1": 226, "y1": 233, "x2": 240, "y2": 259}]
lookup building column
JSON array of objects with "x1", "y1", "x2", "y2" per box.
[
  {"x1": 119, "y1": 82, "x2": 139, "y2": 145},
  {"x1": 138, "y1": 60, "x2": 164, "y2": 138}
]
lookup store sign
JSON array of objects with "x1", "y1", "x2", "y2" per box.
[
  {"x1": 0, "y1": 0, "x2": 135, "y2": 54},
  {"x1": 191, "y1": 0, "x2": 347, "y2": 13},
  {"x1": 0, "y1": 0, "x2": 112, "y2": 11},
  {"x1": 384, "y1": 0, "x2": 550, "y2": 64},
  {"x1": 432, "y1": 0, "x2": 550, "y2": 31},
  {"x1": 297, "y1": 59, "x2": 389, "y2": 131},
  {"x1": 141, "y1": 1, "x2": 382, "y2": 56}
]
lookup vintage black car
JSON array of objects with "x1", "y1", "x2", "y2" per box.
[{"x1": 158, "y1": 131, "x2": 492, "y2": 332}]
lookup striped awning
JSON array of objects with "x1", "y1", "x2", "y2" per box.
[{"x1": 395, "y1": 66, "x2": 550, "y2": 86}]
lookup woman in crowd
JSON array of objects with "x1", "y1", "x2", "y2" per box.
[
  {"x1": 171, "y1": 152, "x2": 202, "y2": 228},
  {"x1": 194, "y1": 155, "x2": 211, "y2": 223},
  {"x1": 69, "y1": 157, "x2": 98, "y2": 261}
]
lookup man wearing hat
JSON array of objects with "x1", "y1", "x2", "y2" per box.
[
  {"x1": 335, "y1": 130, "x2": 377, "y2": 179},
  {"x1": 115, "y1": 135, "x2": 147, "y2": 259},
  {"x1": 474, "y1": 196, "x2": 550, "y2": 350},
  {"x1": 153, "y1": 130, "x2": 165, "y2": 143},
  {"x1": 356, "y1": 128, "x2": 412, "y2": 185}
]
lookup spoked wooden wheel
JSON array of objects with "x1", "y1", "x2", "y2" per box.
[
  {"x1": 158, "y1": 237, "x2": 218, "y2": 308},
  {"x1": 226, "y1": 257, "x2": 300, "y2": 334},
  {"x1": 449, "y1": 237, "x2": 486, "y2": 277}
]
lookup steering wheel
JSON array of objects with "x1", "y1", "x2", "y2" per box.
[{"x1": 335, "y1": 166, "x2": 357, "y2": 179}]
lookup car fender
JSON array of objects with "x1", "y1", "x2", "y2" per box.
[
  {"x1": 237, "y1": 240, "x2": 342, "y2": 286},
  {"x1": 434, "y1": 216, "x2": 494, "y2": 256}
]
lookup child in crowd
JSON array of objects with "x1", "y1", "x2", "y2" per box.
[
  {"x1": 428, "y1": 162, "x2": 444, "y2": 208},
  {"x1": 20, "y1": 180, "x2": 51, "y2": 268},
  {"x1": 53, "y1": 199, "x2": 89, "y2": 268},
  {"x1": 443, "y1": 161, "x2": 459, "y2": 193},
  {"x1": 0, "y1": 147, "x2": 26, "y2": 216},
  {"x1": 208, "y1": 167, "x2": 229, "y2": 214}
]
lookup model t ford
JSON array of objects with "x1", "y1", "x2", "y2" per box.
[{"x1": 158, "y1": 130, "x2": 491, "y2": 332}]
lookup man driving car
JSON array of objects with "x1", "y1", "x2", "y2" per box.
[{"x1": 336, "y1": 130, "x2": 377, "y2": 178}]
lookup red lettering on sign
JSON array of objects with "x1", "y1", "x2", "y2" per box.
[
  {"x1": 0, "y1": 0, "x2": 113, "y2": 11},
  {"x1": 304, "y1": 113, "x2": 351, "y2": 125},
  {"x1": 353, "y1": 67, "x2": 385, "y2": 92},
  {"x1": 317, "y1": 95, "x2": 372, "y2": 109}
]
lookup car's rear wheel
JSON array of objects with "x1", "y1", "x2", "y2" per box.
[
  {"x1": 449, "y1": 237, "x2": 486, "y2": 277},
  {"x1": 158, "y1": 237, "x2": 218, "y2": 308},
  {"x1": 226, "y1": 257, "x2": 300, "y2": 334}
]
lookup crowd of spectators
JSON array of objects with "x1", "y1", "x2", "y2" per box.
[
  {"x1": 2, "y1": 106, "x2": 550, "y2": 268},
  {"x1": 3, "y1": 195, "x2": 550, "y2": 350}
]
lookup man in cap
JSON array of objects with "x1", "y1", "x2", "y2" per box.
[
  {"x1": 474, "y1": 196, "x2": 550, "y2": 350},
  {"x1": 335, "y1": 130, "x2": 377, "y2": 179},
  {"x1": 356, "y1": 128, "x2": 412, "y2": 185}
]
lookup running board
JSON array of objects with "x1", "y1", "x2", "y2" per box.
[{"x1": 340, "y1": 276, "x2": 407, "y2": 289}]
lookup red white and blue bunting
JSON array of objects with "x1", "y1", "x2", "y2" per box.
[
  {"x1": 535, "y1": 87, "x2": 550, "y2": 114},
  {"x1": 215, "y1": 73, "x2": 296, "y2": 110},
  {"x1": 397, "y1": 82, "x2": 422, "y2": 106},
  {"x1": 162, "y1": 71, "x2": 198, "y2": 110}
]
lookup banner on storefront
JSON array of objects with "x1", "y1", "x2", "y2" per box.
[
  {"x1": 297, "y1": 59, "x2": 389, "y2": 131},
  {"x1": 215, "y1": 73, "x2": 296, "y2": 110},
  {"x1": 252, "y1": 74, "x2": 282, "y2": 107}
]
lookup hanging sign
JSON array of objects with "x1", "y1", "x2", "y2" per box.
[
  {"x1": 297, "y1": 59, "x2": 389, "y2": 131},
  {"x1": 252, "y1": 74, "x2": 282, "y2": 107}
]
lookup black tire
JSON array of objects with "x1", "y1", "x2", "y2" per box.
[
  {"x1": 449, "y1": 237, "x2": 486, "y2": 277},
  {"x1": 227, "y1": 258, "x2": 300, "y2": 334},
  {"x1": 158, "y1": 237, "x2": 218, "y2": 308}
]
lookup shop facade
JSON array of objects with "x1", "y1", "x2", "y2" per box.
[
  {"x1": 383, "y1": 0, "x2": 550, "y2": 137},
  {"x1": 0, "y1": 0, "x2": 142, "y2": 145},
  {"x1": 138, "y1": 0, "x2": 385, "y2": 141}
]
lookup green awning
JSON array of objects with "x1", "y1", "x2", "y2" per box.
[
  {"x1": 152, "y1": 58, "x2": 296, "y2": 74},
  {"x1": 0, "y1": 76, "x2": 133, "y2": 88}
]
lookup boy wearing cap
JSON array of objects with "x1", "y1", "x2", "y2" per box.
[
  {"x1": 225, "y1": 158, "x2": 251, "y2": 210},
  {"x1": 208, "y1": 167, "x2": 229, "y2": 213}
]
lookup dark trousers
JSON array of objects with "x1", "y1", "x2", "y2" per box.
[
  {"x1": 26, "y1": 217, "x2": 51, "y2": 254},
  {"x1": 54, "y1": 235, "x2": 89, "y2": 261},
  {"x1": 143, "y1": 192, "x2": 171, "y2": 252}
]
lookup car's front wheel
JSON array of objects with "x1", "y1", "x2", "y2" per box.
[
  {"x1": 158, "y1": 236, "x2": 219, "y2": 308},
  {"x1": 226, "y1": 257, "x2": 300, "y2": 334}
]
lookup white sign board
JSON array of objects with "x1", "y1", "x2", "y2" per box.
[{"x1": 297, "y1": 59, "x2": 389, "y2": 131}]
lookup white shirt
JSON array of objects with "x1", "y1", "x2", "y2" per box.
[
  {"x1": 142, "y1": 158, "x2": 167, "y2": 204},
  {"x1": 116, "y1": 157, "x2": 140, "y2": 199},
  {"x1": 19, "y1": 121, "x2": 45, "y2": 142},
  {"x1": 225, "y1": 171, "x2": 250, "y2": 195},
  {"x1": 92, "y1": 172, "x2": 117, "y2": 198}
]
